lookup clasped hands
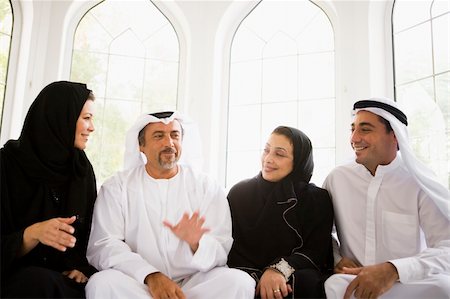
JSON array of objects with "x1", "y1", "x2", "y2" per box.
[{"x1": 335, "y1": 257, "x2": 399, "y2": 299}]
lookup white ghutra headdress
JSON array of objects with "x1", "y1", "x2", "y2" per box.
[{"x1": 123, "y1": 111, "x2": 203, "y2": 171}]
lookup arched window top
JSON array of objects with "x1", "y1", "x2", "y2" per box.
[
  {"x1": 231, "y1": 1, "x2": 333, "y2": 63},
  {"x1": 71, "y1": 0, "x2": 179, "y2": 185},
  {"x1": 227, "y1": 0, "x2": 335, "y2": 188}
]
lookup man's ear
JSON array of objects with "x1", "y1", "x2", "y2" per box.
[{"x1": 392, "y1": 132, "x2": 400, "y2": 151}]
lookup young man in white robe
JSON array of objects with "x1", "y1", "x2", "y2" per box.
[
  {"x1": 323, "y1": 98, "x2": 450, "y2": 299},
  {"x1": 85, "y1": 111, "x2": 255, "y2": 299}
]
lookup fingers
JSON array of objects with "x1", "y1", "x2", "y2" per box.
[
  {"x1": 52, "y1": 227, "x2": 76, "y2": 251},
  {"x1": 342, "y1": 266, "x2": 362, "y2": 275},
  {"x1": 62, "y1": 270, "x2": 88, "y2": 283},
  {"x1": 344, "y1": 277, "x2": 358, "y2": 299},
  {"x1": 175, "y1": 288, "x2": 186, "y2": 299},
  {"x1": 259, "y1": 270, "x2": 290, "y2": 299},
  {"x1": 287, "y1": 284, "x2": 293, "y2": 293},
  {"x1": 280, "y1": 283, "x2": 290, "y2": 297},
  {"x1": 162, "y1": 220, "x2": 174, "y2": 229},
  {"x1": 57, "y1": 220, "x2": 76, "y2": 235},
  {"x1": 58, "y1": 216, "x2": 77, "y2": 225},
  {"x1": 151, "y1": 285, "x2": 185, "y2": 299},
  {"x1": 255, "y1": 283, "x2": 261, "y2": 296},
  {"x1": 261, "y1": 286, "x2": 284, "y2": 299},
  {"x1": 38, "y1": 218, "x2": 77, "y2": 251},
  {"x1": 273, "y1": 288, "x2": 283, "y2": 299}
]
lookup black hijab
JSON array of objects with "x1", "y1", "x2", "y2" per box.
[
  {"x1": 1, "y1": 81, "x2": 97, "y2": 275},
  {"x1": 4, "y1": 81, "x2": 93, "y2": 183},
  {"x1": 283, "y1": 126, "x2": 314, "y2": 183}
]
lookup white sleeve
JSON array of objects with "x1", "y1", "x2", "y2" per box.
[
  {"x1": 87, "y1": 176, "x2": 159, "y2": 284},
  {"x1": 390, "y1": 191, "x2": 450, "y2": 283}
]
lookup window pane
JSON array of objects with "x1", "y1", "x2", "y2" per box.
[
  {"x1": 262, "y1": 55, "x2": 298, "y2": 102},
  {"x1": 261, "y1": 102, "x2": 298, "y2": 139},
  {"x1": 98, "y1": 100, "x2": 142, "y2": 177},
  {"x1": 297, "y1": 11, "x2": 334, "y2": 53},
  {"x1": 299, "y1": 98, "x2": 335, "y2": 148},
  {"x1": 433, "y1": 13, "x2": 450, "y2": 74},
  {"x1": 106, "y1": 55, "x2": 145, "y2": 100},
  {"x1": 299, "y1": 52, "x2": 335, "y2": 99},
  {"x1": 229, "y1": 60, "x2": 262, "y2": 105},
  {"x1": 431, "y1": 0, "x2": 450, "y2": 17},
  {"x1": 230, "y1": 27, "x2": 264, "y2": 63},
  {"x1": 71, "y1": 0, "x2": 179, "y2": 185},
  {"x1": 435, "y1": 72, "x2": 450, "y2": 187},
  {"x1": 143, "y1": 60, "x2": 178, "y2": 106},
  {"x1": 226, "y1": 150, "x2": 261, "y2": 189},
  {"x1": 393, "y1": 0, "x2": 433, "y2": 32},
  {"x1": 228, "y1": 105, "x2": 261, "y2": 151},
  {"x1": 73, "y1": 13, "x2": 112, "y2": 53},
  {"x1": 394, "y1": 22, "x2": 433, "y2": 84},
  {"x1": 393, "y1": 0, "x2": 450, "y2": 188},
  {"x1": 71, "y1": 51, "x2": 108, "y2": 98},
  {"x1": 397, "y1": 79, "x2": 448, "y2": 186},
  {"x1": 312, "y1": 148, "x2": 335, "y2": 186},
  {"x1": 0, "y1": 0, "x2": 12, "y2": 126},
  {"x1": 263, "y1": 32, "x2": 297, "y2": 58},
  {"x1": 0, "y1": 34, "x2": 10, "y2": 82}
]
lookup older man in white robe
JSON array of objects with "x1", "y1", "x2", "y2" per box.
[
  {"x1": 86, "y1": 111, "x2": 255, "y2": 299},
  {"x1": 323, "y1": 98, "x2": 450, "y2": 299}
]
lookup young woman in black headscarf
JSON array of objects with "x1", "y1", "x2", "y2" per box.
[
  {"x1": 227, "y1": 126, "x2": 334, "y2": 299},
  {"x1": 1, "y1": 81, "x2": 97, "y2": 298}
]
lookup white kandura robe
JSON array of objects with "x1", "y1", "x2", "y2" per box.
[
  {"x1": 323, "y1": 155, "x2": 450, "y2": 299},
  {"x1": 86, "y1": 165, "x2": 255, "y2": 299}
]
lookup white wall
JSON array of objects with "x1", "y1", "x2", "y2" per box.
[{"x1": 1, "y1": 0, "x2": 395, "y2": 181}]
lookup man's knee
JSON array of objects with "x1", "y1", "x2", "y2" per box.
[
  {"x1": 227, "y1": 268, "x2": 256, "y2": 290},
  {"x1": 206, "y1": 267, "x2": 256, "y2": 295},
  {"x1": 325, "y1": 274, "x2": 354, "y2": 299},
  {"x1": 86, "y1": 269, "x2": 124, "y2": 297}
]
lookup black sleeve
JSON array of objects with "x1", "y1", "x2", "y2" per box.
[{"x1": 1, "y1": 150, "x2": 25, "y2": 278}]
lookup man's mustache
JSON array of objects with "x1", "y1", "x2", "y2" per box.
[{"x1": 161, "y1": 147, "x2": 176, "y2": 154}]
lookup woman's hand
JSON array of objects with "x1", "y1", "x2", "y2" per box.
[
  {"x1": 257, "y1": 268, "x2": 292, "y2": 299},
  {"x1": 20, "y1": 216, "x2": 77, "y2": 256},
  {"x1": 62, "y1": 269, "x2": 88, "y2": 283}
]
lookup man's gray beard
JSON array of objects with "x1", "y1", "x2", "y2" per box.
[{"x1": 159, "y1": 158, "x2": 177, "y2": 170}]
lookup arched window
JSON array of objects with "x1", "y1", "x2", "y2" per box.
[
  {"x1": 0, "y1": 0, "x2": 12, "y2": 124},
  {"x1": 71, "y1": 0, "x2": 179, "y2": 184},
  {"x1": 226, "y1": 0, "x2": 335, "y2": 187},
  {"x1": 393, "y1": 0, "x2": 449, "y2": 187}
]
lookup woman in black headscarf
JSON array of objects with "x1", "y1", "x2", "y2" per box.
[
  {"x1": 227, "y1": 126, "x2": 333, "y2": 299},
  {"x1": 1, "y1": 81, "x2": 97, "y2": 298}
]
